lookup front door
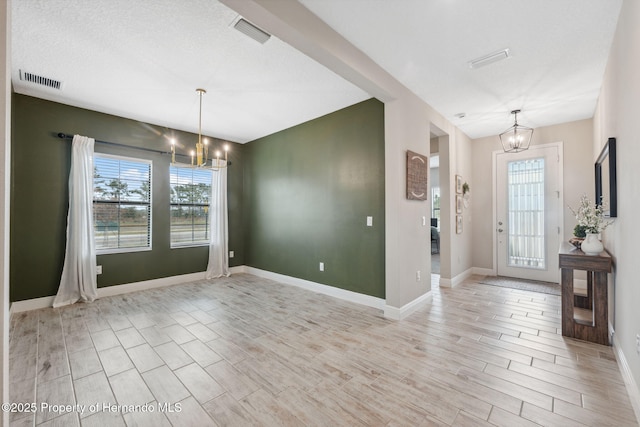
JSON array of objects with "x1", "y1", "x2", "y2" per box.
[{"x1": 496, "y1": 144, "x2": 562, "y2": 282}]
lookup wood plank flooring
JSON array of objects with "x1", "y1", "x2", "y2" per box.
[{"x1": 9, "y1": 274, "x2": 639, "y2": 426}]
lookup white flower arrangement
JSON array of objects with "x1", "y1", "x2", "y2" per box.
[{"x1": 569, "y1": 194, "x2": 613, "y2": 234}]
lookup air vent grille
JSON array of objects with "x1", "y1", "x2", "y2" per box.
[
  {"x1": 234, "y1": 18, "x2": 271, "y2": 44},
  {"x1": 19, "y1": 70, "x2": 63, "y2": 90}
]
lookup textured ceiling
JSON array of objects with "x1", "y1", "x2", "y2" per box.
[
  {"x1": 11, "y1": 0, "x2": 369, "y2": 144},
  {"x1": 12, "y1": 0, "x2": 623, "y2": 143}
]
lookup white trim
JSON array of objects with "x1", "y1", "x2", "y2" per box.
[
  {"x1": 384, "y1": 291, "x2": 432, "y2": 320},
  {"x1": 472, "y1": 267, "x2": 495, "y2": 276},
  {"x1": 244, "y1": 267, "x2": 385, "y2": 310},
  {"x1": 10, "y1": 270, "x2": 226, "y2": 314},
  {"x1": 9, "y1": 295, "x2": 55, "y2": 315},
  {"x1": 612, "y1": 332, "x2": 640, "y2": 424},
  {"x1": 96, "y1": 271, "x2": 206, "y2": 298},
  {"x1": 439, "y1": 267, "x2": 474, "y2": 288},
  {"x1": 9, "y1": 265, "x2": 383, "y2": 316}
]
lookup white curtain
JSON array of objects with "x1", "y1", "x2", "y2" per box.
[
  {"x1": 205, "y1": 162, "x2": 230, "y2": 278},
  {"x1": 53, "y1": 135, "x2": 98, "y2": 307}
]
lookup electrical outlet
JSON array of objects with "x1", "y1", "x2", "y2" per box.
[
  {"x1": 366, "y1": 216, "x2": 373, "y2": 227},
  {"x1": 229, "y1": 251, "x2": 234, "y2": 258},
  {"x1": 319, "y1": 262, "x2": 324, "y2": 272},
  {"x1": 636, "y1": 334, "x2": 640, "y2": 355},
  {"x1": 96, "y1": 265, "x2": 102, "y2": 275},
  {"x1": 416, "y1": 270, "x2": 421, "y2": 281}
]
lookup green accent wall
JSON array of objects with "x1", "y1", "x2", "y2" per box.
[
  {"x1": 10, "y1": 95, "x2": 384, "y2": 302},
  {"x1": 10, "y1": 94, "x2": 244, "y2": 301},
  {"x1": 243, "y1": 99, "x2": 385, "y2": 298}
]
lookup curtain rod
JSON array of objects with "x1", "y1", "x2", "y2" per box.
[
  {"x1": 57, "y1": 132, "x2": 171, "y2": 156},
  {"x1": 56, "y1": 132, "x2": 232, "y2": 165}
]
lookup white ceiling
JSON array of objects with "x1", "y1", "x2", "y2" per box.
[{"x1": 12, "y1": 0, "x2": 623, "y2": 143}]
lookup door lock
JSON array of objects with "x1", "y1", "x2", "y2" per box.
[{"x1": 498, "y1": 228, "x2": 504, "y2": 232}]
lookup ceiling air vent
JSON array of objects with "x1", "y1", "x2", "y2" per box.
[
  {"x1": 234, "y1": 18, "x2": 271, "y2": 44},
  {"x1": 19, "y1": 70, "x2": 63, "y2": 90},
  {"x1": 468, "y1": 48, "x2": 510, "y2": 69}
]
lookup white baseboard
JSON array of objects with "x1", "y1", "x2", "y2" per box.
[
  {"x1": 384, "y1": 291, "x2": 432, "y2": 320},
  {"x1": 472, "y1": 267, "x2": 495, "y2": 276},
  {"x1": 10, "y1": 266, "x2": 250, "y2": 315},
  {"x1": 244, "y1": 267, "x2": 385, "y2": 310},
  {"x1": 96, "y1": 271, "x2": 206, "y2": 299},
  {"x1": 439, "y1": 267, "x2": 474, "y2": 288},
  {"x1": 10, "y1": 267, "x2": 236, "y2": 315},
  {"x1": 10, "y1": 295, "x2": 56, "y2": 314},
  {"x1": 612, "y1": 333, "x2": 640, "y2": 424}
]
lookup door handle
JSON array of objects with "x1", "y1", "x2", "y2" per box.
[{"x1": 498, "y1": 228, "x2": 504, "y2": 233}]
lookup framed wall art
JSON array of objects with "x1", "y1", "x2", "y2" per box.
[
  {"x1": 406, "y1": 150, "x2": 429, "y2": 200},
  {"x1": 455, "y1": 175, "x2": 463, "y2": 194},
  {"x1": 456, "y1": 195, "x2": 463, "y2": 214}
]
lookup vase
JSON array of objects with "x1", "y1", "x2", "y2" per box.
[{"x1": 581, "y1": 233, "x2": 603, "y2": 255}]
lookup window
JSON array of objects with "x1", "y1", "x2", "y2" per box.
[
  {"x1": 170, "y1": 165, "x2": 212, "y2": 247},
  {"x1": 507, "y1": 158, "x2": 545, "y2": 269},
  {"x1": 93, "y1": 154, "x2": 152, "y2": 253}
]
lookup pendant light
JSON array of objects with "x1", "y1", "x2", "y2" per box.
[
  {"x1": 170, "y1": 89, "x2": 229, "y2": 169},
  {"x1": 499, "y1": 109, "x2": 533, "y2": 153}
]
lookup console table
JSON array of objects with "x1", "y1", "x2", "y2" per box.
[{"x1": 559, "y1": 242, "x2": 612, "y2": 345}]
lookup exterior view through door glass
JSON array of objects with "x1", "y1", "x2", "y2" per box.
[{"x1": 496, "y1": 144, "x2": 561, "y2": 283}]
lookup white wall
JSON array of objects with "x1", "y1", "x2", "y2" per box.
[
  {"x1": 0, "y1": 1, "x2": 10, "y2": 424},
  {"x1": 471, "y1": 119, "x2": 594, "y2": 272},
  {"x1": 221, "y1": 0, "x2": 474, "y2": 313},
  {"x1": 449, "y1": 128, "x2": 474, "y2": 281},
  {"x1": 593, "y1": 0, "x2": 640, "y2": 408}
]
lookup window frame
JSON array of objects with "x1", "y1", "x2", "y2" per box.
[
  {"x1": 93, "y1": 153, "x2": 153, "y2": 255},
  {"x1": 169, "y1": 164, "x2": 213, "y2": 249}
]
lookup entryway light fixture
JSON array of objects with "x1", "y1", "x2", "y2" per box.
[
  {"x1": 170, "y1": 89, "x2": 229, "y2": 169},
  {"x1": 499, "y1": 109, "x2": 533, "y2": 153}
]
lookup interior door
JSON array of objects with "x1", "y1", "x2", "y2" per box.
[{"x1": 496, "y1": 145, "x2": 561, "y2": 282}]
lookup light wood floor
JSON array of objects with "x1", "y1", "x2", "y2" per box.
[{"x1": 9, "y1": 274, "x2": 639, "y2": 426}]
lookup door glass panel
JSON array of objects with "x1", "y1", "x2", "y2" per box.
[{"x1": 507, "y1": 158, "x2": 545, "y2": 269}]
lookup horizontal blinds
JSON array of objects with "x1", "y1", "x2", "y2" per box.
[
  {"x1": 170, "y1": 165, "x2": 212, "y2": 246},
  {"x1": 94, "y1": 155, "x2": 152, "y2": 251}
]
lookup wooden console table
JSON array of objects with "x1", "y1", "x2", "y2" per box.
[{"x1": 559, "y1": 242, "x2": 612, "y2": 345}]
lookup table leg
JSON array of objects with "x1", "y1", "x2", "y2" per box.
[
  {"x1": 561, "y1": 268, "x2": 574, "y2": 338},
  {"x1": 593, "y1": 271, "x2": 609, "y2": 345}
]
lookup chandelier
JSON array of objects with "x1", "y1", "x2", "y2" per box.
[
  {"x1": 170, "y1": 88, "x2": 229, "y2": 169},
  {"x1": 499, "y1": 109, "x2": 533, "y2": 153}
]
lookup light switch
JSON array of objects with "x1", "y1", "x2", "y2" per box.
[
  {"x1": 366, "y1": 216, "x2": 373, "y2": 227},
  {"x1": 422, "y1": 216, "x2": 426, "y2": 226}
]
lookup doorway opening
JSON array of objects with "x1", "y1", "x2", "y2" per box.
[{"x1": 430, "y1": 125, "x2": 448, "y2": 281}]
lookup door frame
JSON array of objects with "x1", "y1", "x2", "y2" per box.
[{"x1": 491, "y1": 141, "x2": 564, "y2": 278}]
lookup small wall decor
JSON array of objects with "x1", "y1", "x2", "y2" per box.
[
  {"x1": 456, "y1": 195, "x2": 463, "y2": 214},
  {"x1": 406, "y1": 150, "x2": 429, "y2": 200},
  {"x1": 462, "y1": 182, "x2": 471, "y2": 208},
  {"x1": 456, "y1": 215, "x2": 463, "y2": 234},
  {"x1": 455, "y1": 175, "x2": 463, "y2": 194}
]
